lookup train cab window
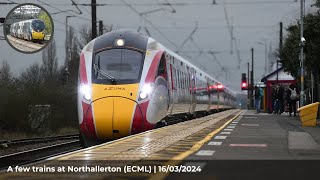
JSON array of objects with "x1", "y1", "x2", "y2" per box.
[
  {"x1": 31, "y1": 20, "x2": 45, "y2": 32},
  {"x1": 92, "y1": 49, "x2": 143, "y2": 84}
]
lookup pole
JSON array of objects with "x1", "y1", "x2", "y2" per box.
[
  {"x1": 300, "y1": 0, "x2": 305, "y2": 106},
  {"x1": 91, "y1": 0, "x2": 97, "y2": 40},
  {"x1": 247, "y1": 62, "x2": 250, "y2": 109},
  {"x1": 264, "y1": 41, "x2": 268, "y2": 75},
  {"x1": 278, "y1": 22, "x2": 283, "y2": 85},
  {"x1": 251, "y1": 48, "x2": 254, "y2": 108},
  {"x1": 99, "y1": 20, "x2": 103, "y2": 36},
  {"x1": 311, "y1": 72, "x2": 314, "y2": 103},
  {"x1": 65, "y1": 17, "x2": 68, "y2": 65}
]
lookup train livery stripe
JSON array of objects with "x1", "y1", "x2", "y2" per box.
[
  {"x1": 80, "y1": 102, "x2": 97, "y2": 138},
  {"x1": 145, "y1": 51, "x2": 163, "y2": 83},
  {"x1": 79, "y1": 53, "x2": 88, "y2": 84},
  {"x1": 131, "y1": 101, "x2": 155, "y2": 135}
]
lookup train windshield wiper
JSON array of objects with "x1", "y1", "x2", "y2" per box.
[{"x1": 93, "y1": 64, "x2": 117, "y2": 84}]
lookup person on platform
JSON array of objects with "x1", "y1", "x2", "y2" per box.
[
  {"x1": 254, "y1": 86, "x2": 263, "y2": 114},
  {"x1": 273, "y1": 84, "x2": 283, "y2": 114},
  {"x1": 287, "y1": 83, "x2": 299, "y2": 117}
]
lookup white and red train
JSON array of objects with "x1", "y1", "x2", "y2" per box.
[{"x1": 78, "y1": 30, "x2": 236, "y2": 147}]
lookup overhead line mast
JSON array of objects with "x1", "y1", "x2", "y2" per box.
[{"x1": 91, "y1": 0, "x2": 97, "y2": 39}]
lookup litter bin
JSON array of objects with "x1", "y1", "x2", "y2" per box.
[{"x1": 297, "y1": 102, "x2": 319, "y2": 127}]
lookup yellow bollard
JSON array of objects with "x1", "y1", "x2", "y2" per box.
[{"x1": 297, "y1": 102, "x2": 319, "y2": 127}]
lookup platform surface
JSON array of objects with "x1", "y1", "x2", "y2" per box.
[{"x1": 2, "y1": 109, "x2": 320, "y2": 180}]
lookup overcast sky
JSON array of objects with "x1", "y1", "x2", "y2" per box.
[{"x1": 0, "y1": 0, "x2": 316, "y2": 92}]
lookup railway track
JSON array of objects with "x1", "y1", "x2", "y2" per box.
[
  {"x1": 0, "y1": 140, "x2": 81, "y2": 170},
  {"x1": 0, "y1": 134, "x2": 79, "y2": 147},
  {"x1": 6, "y1": 35, "x2": 45, "y2": 52}
]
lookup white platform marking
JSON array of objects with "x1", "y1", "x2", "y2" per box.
[
  {"x1": 244, "y1": 116, "x2": 258, "y2": 119},
  {"x1": 214, "y1": 136, "x2": 227, "y2": 140},
  {"x1": 208, "y1": 141, "x2": 222, "y2": 146},
  {"x1": 224, "y1": 129, "x2": 233, "y2": 131},
  {"x1": 195, "y1": 150, "x2": 215, "y2": 156},
  {"x1": 231, "y1": 121, "x2": 238, "y2": 124},
  {"x1": 220, "y1": 132, "x2": 231, "y2": 135},
  {"x1": 241, "y1": 124, "x2": 259, "y2": 127},
  {"x1": 229, "y1": 144, "x2": 267, "y2": 147},
  {"x1": 227, "y1": 126, "x2": 236, "y2": 128}
]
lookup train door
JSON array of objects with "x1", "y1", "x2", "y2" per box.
[
  {"x1": 166, "y1": 54, "x2": 174, "y2": 116},
  {"x1": 189, "y1": 68, "x2": 196, "y2": 114},
  {"x1": 206, "y1": 78, "x2": 212, "y2": 111}
]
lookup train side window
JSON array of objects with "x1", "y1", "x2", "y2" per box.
[
  {"x1": 185, "y1": 72, "x2": 188, "y2": 92},
  {"x1": 177, "y1": 70, "x2": 180, "y2": 91},
  {"x1": 179, "y1": 71, "x2": 182, "y2": 91},
  {"x1": 184, "y1": 72, "x2": 186, "y2": 91},
  {"x1": 181, "y1": 71, "x2": 184, "y2": 91},
  {"x1": 181, "y1": 72, "x2": 184, "y2": 90},
  {"x1": 157, "y1": 55, "x2": 166, "y2": 77},
  {"x1": 174, "y1": 68, "x2": 178, "y2": 90}
]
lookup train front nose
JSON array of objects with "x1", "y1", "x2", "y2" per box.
[{"x1": 91, "y1": 84, "x2": 140, "y2": 140}]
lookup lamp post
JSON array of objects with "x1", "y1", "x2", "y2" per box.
[
  {"x1": 251, "y1": 48, "x2": 254, "y2": 108},
  {"x1": 256, "y1": 40, "x2": 268, "y2": 76},
  {"x1": 300, "y1": 0, "x2": 305, "y2": 106}
]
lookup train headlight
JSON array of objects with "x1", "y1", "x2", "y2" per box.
[
  {"x1": 139, "y1": 83, "x2": 154, "y2": 100},
  {"x1": 115, "y1": 39, "x2": 125, "y2": 46},
  {"x1": 80, "y1": 84, "x2": 91, "y2": 101}
]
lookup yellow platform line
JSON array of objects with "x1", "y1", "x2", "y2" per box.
[
  {"x1": 151, "y1": 110, "x2": 243, "y2": 180},
  {"x1": 58, "y1": 110, "x2": 238, "y2": 160}
]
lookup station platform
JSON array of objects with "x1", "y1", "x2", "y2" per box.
[{"x1": 1, "y1": 109, "x2": 320, "y2": 179}]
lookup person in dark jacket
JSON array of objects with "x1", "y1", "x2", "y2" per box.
[
  {"x1": 286, "y1": 83, "x2": 299, "y2": 116},
  {"x1": 254, "y1": 86, "x2": 263, "y2": 113},
  {"x1": 273, "y1": 84, "x2": 283, "y2": 114}
]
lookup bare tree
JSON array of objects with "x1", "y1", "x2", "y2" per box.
[
  {"x1": 19, "y1": 63, "x2": 43, "y2": 94},
  {"x1": 78, "y1": 26, "x2": 92, "y2": 50},
  {"x1": 0, "y1": 61, "x2": 12, "y2": 86},
  {"x1": 41, "y1": 40, "x2": 58, "y2": 85}
]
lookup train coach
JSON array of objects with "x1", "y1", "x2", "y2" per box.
[
  {"x1": 78, "y1": 29, "x2": 236, "y2": 147},
  {"x1": 9, "y1": 19, "x2": 45, "y2": 42}
]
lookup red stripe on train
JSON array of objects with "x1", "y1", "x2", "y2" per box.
[
  {"x1": 131, "y1": 102, "x2": 155, "y2": 135},
  {"x1": 131, "y1": 51, "x2": 163, "y2": 134},
  {"x1": 79, "y1": 102, "x2": 97, "y2": 138},
  {"x1": 79, "y1": 53, "x2": 88, "y2": 84},
  {"x1": 145, "y1": 51, "x2": 163, "y2": 83}
]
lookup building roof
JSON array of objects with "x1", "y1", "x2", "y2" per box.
[{"x1": 261, "y1": 67, "x2": 295, "y2": 82}]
